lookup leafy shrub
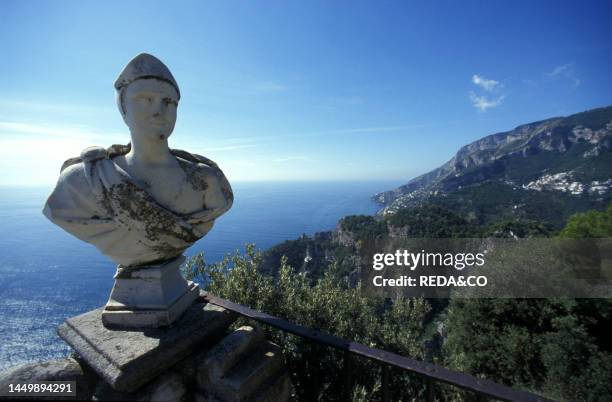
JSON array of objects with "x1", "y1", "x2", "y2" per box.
[{"x1": 184, "y1": 245, "x2": 431, "y2": 401}]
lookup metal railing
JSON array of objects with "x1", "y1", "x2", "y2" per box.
[{"x1": 202, "y1": 293, "x2": 553, "y2": 402}]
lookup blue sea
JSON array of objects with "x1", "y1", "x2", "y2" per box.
[{"x1": 0, "y1": 181, "x2": 398, "y2": 372}]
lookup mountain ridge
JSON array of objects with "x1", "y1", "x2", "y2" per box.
[{"x1": 375, "y1": 106, "x2": 612, "y2": 225}]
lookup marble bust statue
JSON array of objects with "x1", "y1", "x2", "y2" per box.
[{"x1": 43, "y1": 53, "x2": 233, "y2": 327}]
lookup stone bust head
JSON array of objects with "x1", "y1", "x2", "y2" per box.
[
  {"x1": 115, "y1": 54, "x2": 180, "y2": 142},
  {"x1": 43, "y1": 53, "x2": 233, "y2": 267}
]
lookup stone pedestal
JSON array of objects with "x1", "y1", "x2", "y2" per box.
[
  {"x1": 58, "y1": 302, "x2": 236, "y2": 392},
  {"x1": 102, "y1": 255, "x2": 200, "y2": 328},
  {"x1": 3, "y1": 307, "x2": 293, "y2": 401}
]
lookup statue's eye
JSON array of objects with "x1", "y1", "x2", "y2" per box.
[{"x1": 164, "y1": 97, "x2": 177, "y2": 107}]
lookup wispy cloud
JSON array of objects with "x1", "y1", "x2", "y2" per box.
[
  {"x1": 522, "y1": 79, "x2": 537, "y2": 87},
  {"x1": 231, "y1": 160, "x2": 257, "y2": 167},
  {"x1": 469, "y1": 92, "x2": 505, "y2": 112},
  {"x1": 0, "y1": 120, "x2": 131, "y2": 183},
  {"x1": 469, "y1": 74, "x2": 505, "y2": 111},
  {"x1": 0, "y1": 99, "x2": 113, "y2": 114},
  {"x1": 273, "y1": 156, "x2": 316, "y2": 163},
  {"x1": 0, "y1": 121, "x2": 124, "y2": 141},
  {"x1": 0, "y1": 121, "x2": 127, "y2": 185},
  {"x1": 222, "y1": 123, "x2": 433, "y2": 145},
  {"x1": 472, "y1": 74, "x2": 501, "y2": 92},
  {"x1": 205, "y1": 144, "x2": 257, "y2": 152},
  {"x1": 194, "y1": 124, "x2": 431, "y2": 157},
  {"x1": 547, "y1": 63, "x2": 580, "y2": 88},
  {"x1": 303, "y1": 124, "x2": 430, "y2": 136}
]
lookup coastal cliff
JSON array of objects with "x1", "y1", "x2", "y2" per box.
[{"x1": 375, "y1": 106, "x2": 612, "y2": 225}]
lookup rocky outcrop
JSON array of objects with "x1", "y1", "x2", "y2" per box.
[{"x1": 332, "y1": 223, "x2": 358, "y2": 248}]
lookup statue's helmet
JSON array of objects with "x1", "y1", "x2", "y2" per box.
[{"x1": 115, "y1": 53, "x2": 180, "y2": 117}]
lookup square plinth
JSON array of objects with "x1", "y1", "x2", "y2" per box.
[
  {"x1": 58, "y1": 302, "x2": 236, "y2": 392},
  {"x1": 102, "y1": 282, "x2": 200, "y2": 328},
  {"x1": 103, "y1": 256, "x2": 201, "y2": 328}
]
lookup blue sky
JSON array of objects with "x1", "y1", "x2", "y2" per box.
[{"x1": 1, "y1": 0, "x2": 611, "y2": 185}]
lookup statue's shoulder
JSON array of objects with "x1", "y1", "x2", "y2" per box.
[
  {"x1": 60, "y1": 146, "x2": 108, "y2": 173},
  {"x1": 54, "y1": 146, "x2": 110, "y2": 191},
  {"x1": 60, "y1": 144, "x2": 131, "y2": 173},
  {"x1": 171, "y1": 149, "x2": 220, "y2": 170},
  {"x1": 172, "y1": 149, "x2": 233, "y2": 208}
]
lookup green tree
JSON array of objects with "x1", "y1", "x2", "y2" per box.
[{"x1": 559, "y1": 204, "x2": 612, "y2": 238}]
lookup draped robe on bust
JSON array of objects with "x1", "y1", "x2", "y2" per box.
[{"x1": 43, "y1": 144, "x2": 233, "y2": 267}]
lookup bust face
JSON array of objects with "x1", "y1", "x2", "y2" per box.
[{"x1": 122, "y1": 78, "x2": 179, "y2": 141}]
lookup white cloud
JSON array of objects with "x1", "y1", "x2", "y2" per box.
[
  {"x1": 0, "y1": 120, "x2": 127, "y2": 185},
  {"x1": 472, "y1": 74, "x2": 501, "y2": 92},
  {"x1": 549, "y1": 64, "x2": 570, "y2": 76},
  {"x1": 469, "y1": 92, "x2": 505, "y2": 112},
  {"x1": 469, "y1": 74, "x2": 505, "y2": 111},
  {"x1": 547, "y1": 63, "x2": 580, "y2": 88}
]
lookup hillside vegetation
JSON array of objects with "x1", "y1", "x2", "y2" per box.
[{"x1": 184, "y1": 204, "x2": 612, "y2": 401}]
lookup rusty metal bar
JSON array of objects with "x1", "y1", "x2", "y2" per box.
[
  {"x1": 310, "y1": 345, "x2": 320, "y2": 402},
  {"x1": 426, "y1": 378, "x2": 434, "y2": 402},
  {"x1": 343, "y1": 350, "x2": 353, "y2": 399},
  {"x1": 203, "y1": 293, "x2": 552, "y2": 402},
  {"x1": 381, "y1": 365, "x2": 391, "y2": 402}
]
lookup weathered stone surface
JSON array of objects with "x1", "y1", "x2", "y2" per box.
[
  {"x1": 147, "y1": 372, "x2": 187, "y2": 402},
  {"x1": 0, "y1": 357, "x2": 96, "y2": 400},
  {"x1": 3, "y1": 319, "x2": 292, "y2": 401},
  {"x1": 92, "y1": 371, "x2": 187, "y2": 402},
  {"x1": 196, "y1": 325, "x2": 266, "y2": 387},
  {"x1": 221, "y1": 344, "x2": 284, "y2": 401},
  {"x1": 58, "y1": 302, "x2": 236, "y2": 392},
  {"x1": 102, "y1": 255, "x2": 200, "y2": 328},
  {"x1": 252, "y1": 373, "x2": 293, "y2": 402},
  {"x1": 91, "y1": 381, "x2": 137, "y2": 401},
  {"x1": 196, "y1": 326, "x2": 291, "y2": 402}
]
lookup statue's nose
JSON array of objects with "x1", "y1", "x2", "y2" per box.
[{"x1": 152, "y1": 98, "x2": 165, "y2": 115}]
